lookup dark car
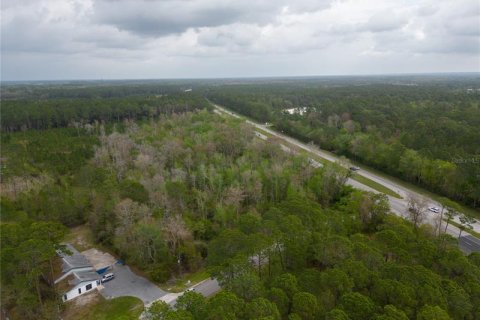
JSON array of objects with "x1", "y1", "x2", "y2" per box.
[{"x1": 349, "y1": 166, "x2": 360, "y2": 171}]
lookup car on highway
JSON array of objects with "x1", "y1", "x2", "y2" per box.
[
  {"x1": 349, "y1": 166, "x2": 360, "y2": 171},
  {"x1": 428, "y1": 207, "x2": 440, "y2": 213}
]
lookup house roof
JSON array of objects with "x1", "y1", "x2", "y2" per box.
[
  {"x1": 69, "y1": 270, "x2": 101, "y2": 286},
  {"x1": 58, "y1": 244, "x2": 92, "y2": 272}
]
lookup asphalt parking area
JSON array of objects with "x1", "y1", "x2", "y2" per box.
[{"x1": 100, "y1": 264, "x2": 167, "y2": 305}]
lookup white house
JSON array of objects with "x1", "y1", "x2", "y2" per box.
[
  {"x1": 61, "y1": 270, "x2": 101, "y2": 302},
  {"x1": 55, "y1": 244, "x2": 102, "y2": 302}
]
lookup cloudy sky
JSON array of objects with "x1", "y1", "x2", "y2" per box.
[{"x1": 1, "y1": 0, "x2": 479, "y2": 81}]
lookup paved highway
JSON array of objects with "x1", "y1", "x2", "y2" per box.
[
  {"x1": 212, "y1": 103, "x2": 480, "y2": 253},
  {"x1": 459, "y1": 235, "x2": 480, "y2": 254}
]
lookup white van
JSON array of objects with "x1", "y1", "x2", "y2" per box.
[{"x1": 101, "y1": 273, "x2": 115, "y2": 283}]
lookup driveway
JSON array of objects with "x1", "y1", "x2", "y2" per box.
[{"x1": 100, "y1": 264, "x2": 167, "y2": 305}]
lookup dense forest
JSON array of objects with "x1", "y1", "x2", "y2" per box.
[
  {"x1": 1, "y1": 93, "x2": 210, "y2": 132},
  {"x1": 1, "y1": 79, "x2": 480, "y2": 319},
  {"x1": 206, "y1": 78, "x2": 480, "y2": 209}
]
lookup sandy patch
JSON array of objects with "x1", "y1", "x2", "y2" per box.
[{"x1": 82, "y1": 248, "x2": 117, "y2": 270}]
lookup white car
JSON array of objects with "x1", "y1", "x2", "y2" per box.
[
  {"x1": 428, "y1": 207, "x2": 440, "y2": 213},
  {"x1": 101, "y1": 273, "x2": 115, "y2": 283}
]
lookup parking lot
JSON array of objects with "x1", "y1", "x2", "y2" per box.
[{"x1": 100, "y1": 264, "x2": 167, "y2": 305}]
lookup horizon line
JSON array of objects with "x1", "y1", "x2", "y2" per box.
[{"x1": 2, "y1": 71, "x2": 479, "y2": 83}]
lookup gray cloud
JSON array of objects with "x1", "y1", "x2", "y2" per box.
[
  {"x1": 92, "y1": 2, "x2": 240, "y2": 37},
  {"x1": 91, "y1": 0, "x2": 284, "y2": 37}
]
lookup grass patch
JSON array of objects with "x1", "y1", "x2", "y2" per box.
[
  {"x1": 159, "y1": 269, "x2": 210, "y2": 293},
  {"x1": 64, "y1": 225, "x2": 95, "y2": 251},
  {"x1": 63, "y1": 293, "x2": 143, "y2": 320},
  {"x1": 90, "y1": 296, "x2": 143, "y2": 320},
  {"x1": 351, "y1": 174, "x2": 403, "y2": 199},
  {"x1": 446, "y1": 220, "x2": 480, "y2": 238}
]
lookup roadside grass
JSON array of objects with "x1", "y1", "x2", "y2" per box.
[
  {"x1": 298, "y1": 150, "x2": 402, "y2": 199},
  {"x1": 255, "y1": 128, "x2": 275, "y2": 138},
  {"x1": 160, "y1": 269, "x2": 210, "y2": 293},
  {"x1": 65, "y1": 294, "x2": 143, "y2": 320},
  {"x1": 355, "y1": 164, "x2": 480, "y2": 220},
  {"x1": 445, "y1": 220, "x2": 480, "y2": 238},
  {"x1": 351, "y1": 173, "x2": 403, "y2": 199}
]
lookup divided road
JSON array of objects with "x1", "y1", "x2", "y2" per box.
[
  {"x1": 459, "y1": 235, "x2": 480, "y2": 254},
  {"x1": 212, "y1": 103, "x2": 480, "y2": 253}
]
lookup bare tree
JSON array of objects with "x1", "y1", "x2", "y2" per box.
[
  {"x1": 114, "y1": 198, "x2": 151, "y2": 257},
  {"x1": 162, "y1": 214, "x2": 192, "y2": 256},
  {"x1": 94, "y1": 132, "x2": 136, "y2": 180},
  {"x1": 134, "y1": 145, "x2": 155, "y2": 171},
  {"x1": 223, "y1": 185, "x2": 245, "y2": 219},
  {"x1": 141, "y1": 173, "x2": 166, "y2": 206},
  {"x1": 115, "y1": 198, "x2": 151, "y2": 231},
  {"x1": 406, "y1": 193, "x2": 428, "y2": 230},
  {"x1": 327, "y1": 114, "x2": 341, "y2": 128},
  {"x1": 160, "y1": 139, "x2": 185, "y2": 169}
]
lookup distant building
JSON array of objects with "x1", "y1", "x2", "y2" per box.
[{"x1": 283, "y1": 107, "x2": 307, "y2": 115}]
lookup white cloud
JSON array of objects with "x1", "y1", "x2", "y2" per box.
[{"x1": 1, "y1": 0, "x2": 479, "y2": 80}]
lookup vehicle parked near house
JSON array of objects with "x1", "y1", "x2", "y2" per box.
[{"x1": 101, "y1": 273, "x2": 115, "y2": 283}]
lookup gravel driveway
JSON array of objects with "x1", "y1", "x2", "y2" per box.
[{"x1": 100, "y1": 264, "x2": 167, "y2": 305}]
